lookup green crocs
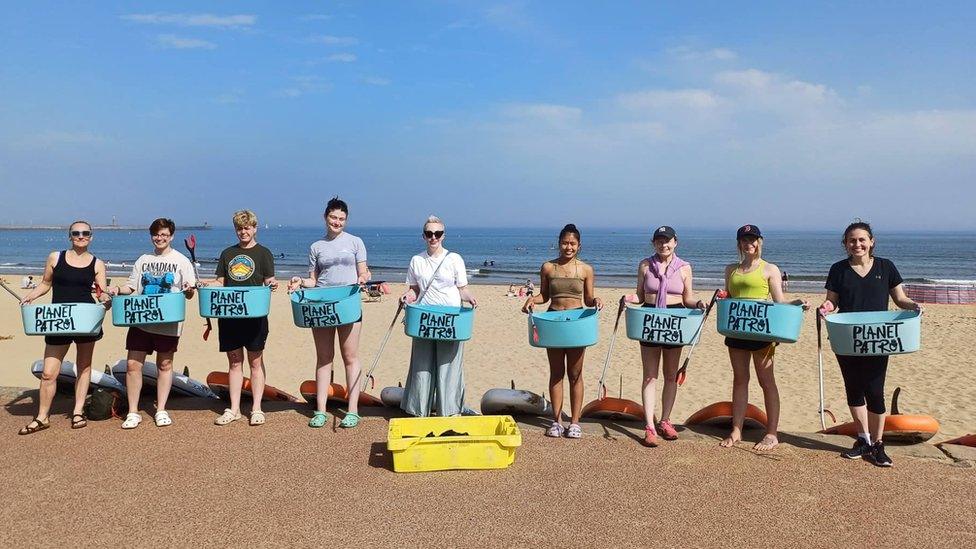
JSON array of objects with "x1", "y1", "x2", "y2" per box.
[
  {"x1": 308, "y1": 411, "x2": 328, "y2": 428},
  {"x1": 339, "y1": 412, "x2": 361, "y2": 429}
]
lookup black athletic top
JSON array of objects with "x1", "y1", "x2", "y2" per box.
[
  {"x1": 51, "y1": 251, "x2": 97, "y2": 304},
  {"x1": 825, "y1": 257, "x2": 903, "y2": 313}
]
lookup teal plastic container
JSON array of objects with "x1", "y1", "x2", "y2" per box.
[
  {"x1": 198, "y1": 286, "x2": 271, "y2": 318},
  {"x1": 404, "y1": 304, "x2": 475, "y2": 341},
  {"x1": 111, "y1": 292, "x2": 186, "y2": 327},
  {"x1": 625, "y1": 305, "x2": 704, "y2": 346},
  {"x1": 290, "y1": 285, "x2": 362, "y2": 328},
  {"x1": 528, "y1": 308, "x2": 599, "y2": 348},
  {"x1": 21, "y1": 303, "x2": 105, "y2": 336},
  {"x1": 825, "y1": 310, "x2": 921, "y2": 356},
  {"x1": 716, "y1": 298, "x2": 803, "y2": 343}
]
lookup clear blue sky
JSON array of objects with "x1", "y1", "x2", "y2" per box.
[{"x1": 1, "y1": 1, "x2": 974, "y2": 229}]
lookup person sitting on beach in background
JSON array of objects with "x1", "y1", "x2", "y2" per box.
[
  {"x1": 506, "y1": 283, "x2": 518, "y2": 297},
  {"x1": 287, "y1": 197, "x2": 370, "y2": 429},
  {"x1": 522, "y1": 224, "x2": 603, "y2": 439},
  {"x1": 721, "y1": 224, "x2": 808, "y2": 451},
  {"x1": 108, "y1": 218, "x2": 196, "y2": 430},
  {"x1": 625, "y1": 225, "x2": 706, "y2": 447},
  {"x1": 17, "y1": 221, "x2": 111, "y2": 434},
  {"x1": 21, "y1": 275, "x2": 37, "y2": 289},
  {"x1": 820, "y1": 221, "x2": 921, "y2": 467},
  {"x1": 400, "y1": 215, "x2": 478, "y2": 417},
  {"x1": 212, "y1": 210, "x2": 278, "y2": 427}
]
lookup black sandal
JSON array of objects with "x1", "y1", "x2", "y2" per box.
[
  {"x1": 18, "y1": 417, "x2": 50, "y2": 435},
  {"x1": 71, "y1": 414, "x2": 88, "y2": 430}
]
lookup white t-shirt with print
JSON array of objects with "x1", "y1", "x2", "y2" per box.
[
  {"x1": 125, "y1": 248, "x2": 197, "y2": 337},
  {"x1": 406, "y1": 250, "x2": 468, "y2": 307}
]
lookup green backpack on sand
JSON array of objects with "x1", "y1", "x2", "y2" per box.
[{"x1": 84, "y1": 388, "x2": 123, "y2": 421}]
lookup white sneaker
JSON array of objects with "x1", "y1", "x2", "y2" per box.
[{"x1": 121, "y1": 412, "x2": 142, "y2": 430}]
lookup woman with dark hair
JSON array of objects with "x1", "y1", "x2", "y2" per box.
[
  {"x1": 720, "y1": 224, "x2": 807, "y2": 451},
  {"x1": 18, "y1": 221, "x2": 111, "y2": 434},
  {"x1": 522, "y1": 224, "x2": 603, "y2": 439},
  {"x1": 820, "y1": 221, "x2": 920, "y2": 467},
  {"x1": 288, "y1": 197, "x2": 371, "y2": 428},
  {"x1": 110, "y1": 218, "x2": 197, "y2": 430}
]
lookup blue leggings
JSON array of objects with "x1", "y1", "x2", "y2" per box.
[{"x1": 837, "y1": 355, "x2": 889, "y2": 414}]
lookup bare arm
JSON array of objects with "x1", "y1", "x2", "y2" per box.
[
  {"x1": 582, "y1": 263, "x2": 603, "y2": 309},
  {"x1": 680, "y1": 264, "x2": 704, "y2": 309},
  {"x1": 820, "y1": 290, "x2": 841, "y2": 314},
  {"x1": 458, "y1": 285, "x2": 478, "y2": 307},
  {"x1": 21, "y1": 252, "x2": 58, "y2": 304},
  {"x1": 635, "y1": 260, "x2": 649, "y2": 304},
  {"x1": 93, "y1": 259, "x2": 111, "y2": 305},
  {"x1": 767, "y1": 262, "x2": 807, "y2": 308},
  {"x1": 356, "y1": 261, "x2": 370, "y2": 285},
  {"x1": 890, "y1": 284, "x2": 921, "y2": 311}
]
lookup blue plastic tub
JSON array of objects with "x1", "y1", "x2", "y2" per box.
[
  {"x1": 291, "y1": 285, "x2": 362, "y2": 328},
  {"x1": 111, "y1": 292, "x2": 186, "y2": 327},
  {"x1": 528, "y1": 308, "x2": 599, "y2": 348},
  {"x1": 21, "y1": 303, "x2": 105, "y2": 336},
  {"x1": 404, "y1": 304, "x2": 475, "y2": 341},
  {"x1": 198, "y1": 286, "x2": 271, "y2": 318},
  {"x1": 625, "y1": 305, "x2": 704, "y2": 346},
  {"x1": 825, "y1": 310, "x2": 921, "y2": 356},
  {"x1": 716, "y1": 298, "x2": 803, "y2": 343}
]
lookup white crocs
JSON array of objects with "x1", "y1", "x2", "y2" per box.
[
  {"x1": 154, "y1": 410, "x2": 173, "y2": 427},
  {"x1": 121, "y1": 412, "x2": 142, "y2": 430}
]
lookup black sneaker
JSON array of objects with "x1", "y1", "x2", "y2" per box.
[
  {"x1": 868, "y1": 441, "x2": 893, "y2": 467},
  {"x1": 841, "y1": 437, "x2": 871, "y2": 460}
]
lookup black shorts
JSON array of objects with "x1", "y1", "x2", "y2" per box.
[
  {"x1": 724, "y1": 337, "x2": 775, "y2": 352},
  {"x1": 45, "y1": 331, "x2": 103, "y2": 347},
  {"x1": 126, "y1": 326, "x2": 180, "y2": 354},
  {"x1": 639, "y1": 303, "x2": 685, "y2": 349},
  {"x1": 218, "y1": 317, "x2": 270, "y2": 353}
]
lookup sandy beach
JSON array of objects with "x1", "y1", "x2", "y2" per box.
[{"x1": 1, "y1": 276, "x2": 974, "y2": 441}]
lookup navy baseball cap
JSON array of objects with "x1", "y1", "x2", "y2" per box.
[
  {"x1": 652, "y1": 225, "x2": 676, "y2": 240},
  {"x1": 736, "y1": 224, "x2": 762, "y2": 239}
]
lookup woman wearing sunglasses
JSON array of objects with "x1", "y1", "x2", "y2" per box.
[
  {"x1": 522, "y1": 224, "x2": 603, "y2": 439},
  {"x1": 288, "y1": 197, "x2": 370, "y2": 428},
  {"x1": 18, "y1": 221, "x2": 111, "y2": 434},
  {"x1": 400, "y1": 216, "x2": 478, "y2": 417}
]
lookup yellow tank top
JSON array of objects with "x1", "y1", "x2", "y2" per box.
[{"x1": 728, "y1": 260, "x2": 769, "y2": 299}]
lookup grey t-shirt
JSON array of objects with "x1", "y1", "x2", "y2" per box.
[{"x1": 309, "y1": 232, "x2": 367, "y2": 287}]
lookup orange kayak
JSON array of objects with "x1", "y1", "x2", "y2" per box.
[
  {"x1": 580, "y1": 397, "x2": 645, "y2": 422},
  {"x1": 206, "y1": 371, "x2": 301, "y2": 403},
  {"x1": 942, "y1": 434, "x2": 976, "y2": 447},
  {"x1": 685, "y1": 401, "x2": 768, "y2": 429},
  {"x1": 299, "y1": 379, "x2": 385, "y2": 407},
  {"x1": 819, "y1": 416, "x2": 939, "y2": 443}
]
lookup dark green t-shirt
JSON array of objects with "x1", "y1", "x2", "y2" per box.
[{"x1": 215, "y1": 243, "x2": 275, "y2": 287}]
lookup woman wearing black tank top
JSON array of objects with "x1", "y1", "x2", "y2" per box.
[{"x1": 18, "y1": 221, "x2": 110, "y2": 435}]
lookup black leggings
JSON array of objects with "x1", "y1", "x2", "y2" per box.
[{"x1": 836, "y1": 355, "x2": 889, "y2": 414}]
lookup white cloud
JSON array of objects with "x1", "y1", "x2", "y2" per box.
[
  {"x1": 326, "y1": 53, "x2": 357, "y2": 63},
  {"x1": 364, "y1": 76, "x2": 391, "y2": 86},
  {"x1": 617, "y1": 89, "x2": 721, "y2": 111},
  {"x1": 667, "y1": 46, "x2": 737, "y2": 61},
  {"x1": 715, "y1": 68, "x2": 837, "y2": 106},
  {"x1": 155, "y1": 34, "x2": 216, "y2": 50},
  {"x1": 307, "y1": 35, "x2": 358, "y2": 46},
  {"x1": 122, "y1": 13, "x2": 255, "y2": 29},
  {"x1": 501, "y1": 103, "x2": 582, "y2": 125},
  {"x1": 278, "y1": 76, "x2": 332, "y2": 98}
]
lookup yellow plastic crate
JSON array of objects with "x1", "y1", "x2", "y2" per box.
[{"x1": 387, "y1": 415, "x2": 522, "y2": 473}]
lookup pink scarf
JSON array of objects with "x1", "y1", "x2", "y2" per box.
[{"x1": 649, "y1": 254, "x2": 688, "y2": 308}]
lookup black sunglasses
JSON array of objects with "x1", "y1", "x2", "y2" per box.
[
  {"x1": 423, "y1": 230, "x2": 445, "y2": 239},
  {"x1": 70, "y1": 230, "x2": 92, "y2": 238}
]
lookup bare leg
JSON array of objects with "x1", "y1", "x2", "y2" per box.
[
  {"x1": 155, "y1": 352, "x2": 174, "y2": 412},
  {"x1": 226, "y1": 348, "x2": 245, "y2": 414},
  {"x1": 640, "y1": 345, "x2": 662, "y2": 427},
  {"x1": 38, "y1": 344, "x2": 70, "y2": 421},
  {"x1": 868, "y1": 411, "x2": 886, "y2": 443},
  {"x1": 565, "y1": 348, "x2": 586, "y2": 424},
  {"x1": 546, "y1": 349, "x2": 567, "y2": 423},
  {"x1": 72, "y1": 341, "x2": 96, "y2": 416},
  {"x1": 247, "y1": 350, "x2": 265, "y2": 414},
  {"x1": 660, "y1": 347, "x2": 682, "y2": 422},
  {"x1": 126, "y1": 351, "x2": 148, "y2": 415},
  {"x1": 312, "y1": 327, "x2": 336, "y2": 414},
  {"x1": 338, "y1": 322, "x2": 362, "y2": 415},
  {"x1": 721, "y1": 348, "x2": 751, "y2": 447},
  {"x1": 752, "y1": 347, "x2": 779, "y2": 451},
  {"x1": 849, "y1": 404, "x2": 869, "y2": 436}
]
